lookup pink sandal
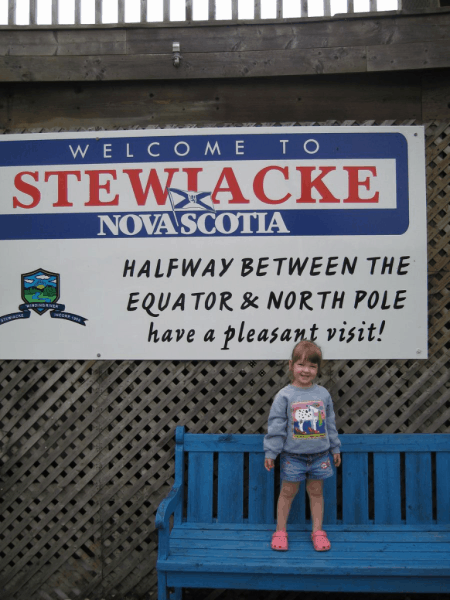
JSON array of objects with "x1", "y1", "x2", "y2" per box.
[
  {"x1": 271, "y1": 529, "x2": 288, "y2": 551},
  {"x1": 311, "y1": 530, "x2": 331, "y2": 551}
]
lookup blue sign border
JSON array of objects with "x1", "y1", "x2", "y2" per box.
[{"x1": 0, "y1": 132, "x2": 409, "y2": 239}]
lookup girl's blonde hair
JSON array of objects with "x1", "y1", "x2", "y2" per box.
[{"x1": 289, "y1": 340, "x2": 323, "y2": 378}]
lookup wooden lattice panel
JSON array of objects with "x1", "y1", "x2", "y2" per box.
[{"x1": 0, "y1": 120, "x2": 449, "y2": 600}]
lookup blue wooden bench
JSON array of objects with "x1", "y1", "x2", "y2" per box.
[{"x1": 156, "y1": 427, "x2": 450, "y2": 599}]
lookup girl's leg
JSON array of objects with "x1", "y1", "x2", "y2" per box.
[
  {"x1": 276, "y1": 480, "x2": 300, "y2": 531},
  {"x1": 306, "y1": 478, "x2": 324, "y2": 532}
]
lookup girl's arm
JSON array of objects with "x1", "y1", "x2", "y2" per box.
[
  {"x1": 325, "y1": 392, "x2": 341, "y2": 456},
  {"x1": 264, "y1": 393, "x2": 288, "y2": 460}
]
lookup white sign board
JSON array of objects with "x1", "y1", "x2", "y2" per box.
[{"x1": 0, "y1": 126, "x2": 427, "y2": 360}]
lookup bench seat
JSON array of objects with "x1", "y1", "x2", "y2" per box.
[
  {"x1": 156, "y1": 428, "x2": 450, "y2": 598},
  {"x1": 161, "y1": 523, "x2": 450, "y2": 593}
]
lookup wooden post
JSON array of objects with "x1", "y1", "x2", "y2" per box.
[
  {"x1": 324, "y1": 0, "x2": 331, "y2": 16},
  {"x1": 75, "y1": 0, "x2": 82, "y2": 25},
  {"x1": 95, "y1": 0, "x2": 102, "y2": 24},
  {"x1": 231, "y1": 0, "x2": 238, "y2": 20},
  {"x1": 370, "y1": 0, "x2": 377, "y2": 11},
  {"x1": 276, "y1": 0, "x2": 282, "y2": 19},
  {"x1": 8, "y1": 0, "x2": 15, "y2": 25},
  {"x1": 210, "y1": 0, "x2": 217, "y2": 21},
  {"x1": 29, "y1": 0, "x2": 37, "y2": 25},
  {"x1": 118, "y1": 0, "x2": 125, "y2": 24},
  {"x1": 348, "y1": 0, "x2": 355, "y2": 13},
  {"x1": 254, "y1": 0, "x2": 261, "y2": 20},
  {"x1": 301, "y1": 0, "x2": 308, "y2": 18},
  {"x1": 186, "y1": 0, "x2": 193, "y2": 22},
  {"x1": 141, "y1": 0, "x2": 147, "y2": 23},
  {"x1": 52, "y1": 0, "x2": 58, "y2": 25},
  {"x1": 163, "y1": 0, "x2": 170, "y2": 22}
]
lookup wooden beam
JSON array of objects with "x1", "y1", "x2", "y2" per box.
[
  {"x1": 0, "y1": 30, "x2": 127, "y2": 57},
  {"x1": 0, "y1": 47, "x2": 368, "y2": 82},
  {"x1": 0, "y1": 72, "x2": 427, "y2": 131},
  {"x1": 368, "y1": 40, "x2": 450, "y2": 71}
]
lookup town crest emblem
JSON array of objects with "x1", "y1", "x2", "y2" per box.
[
  {"x1": 21, "y1": 268, "x2": 60, "y2": 315},
  {"x1": 0, "y1": 268, "x2": 87, "y2": 327}
]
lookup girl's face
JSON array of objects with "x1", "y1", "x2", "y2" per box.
[{"x1": 289, "y1": 356, "x2": 318, "y2": 388}]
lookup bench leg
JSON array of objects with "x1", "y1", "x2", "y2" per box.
[
  {"x1": 158, "y1": 574, "x2": 182, "y2": 600},
  {"x1": 158, "y1": 572, "x2": 169, "y2": 600}
]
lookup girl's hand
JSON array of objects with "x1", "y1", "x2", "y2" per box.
[
  {"x1": 265, "y1": 458, "x2": 275, "y2": 472},
  {"x1": 333, "y1": 453, "x2": 341, "y2": 467}
]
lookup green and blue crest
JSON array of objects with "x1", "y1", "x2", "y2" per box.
[{"x1": 21, "y1": 268, "x2": 60, "y2": 315}]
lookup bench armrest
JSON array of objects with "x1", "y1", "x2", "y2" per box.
[
  {"x1": 156, "y1": 485, "x2": 183, "y2": 561},
  {"x1": 155, "y1": 484, "x2": 183, "y2": 530}
]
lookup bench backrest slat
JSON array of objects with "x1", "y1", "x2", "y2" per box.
[
  {"x1": 405, "y1": 452, "x2": 433, "y2": 524},
  {"x1": 178, "y1": 429, "x2": 450, "y2": 526},
  {"x1": 185, "y1": 434, "x2": 263, "y2": 452},
  {"x1": 437, "y1": 452, "x2": 450, "y2": 522},
  {"x1": 187, "y1": 451, "x2": 214, "y2": 523},
  {"x1": 374, "y1": 453, "x2": 402, "y2": 524},
  {"x1": 218, "y1": 452, "x2": 244, "y2": 523},
  {"x1": 248, "y1": 453, "x2": 274, "y2": 524},
  {"x1": 342, "y1": 453, "x2": 370, "y2": 525}
]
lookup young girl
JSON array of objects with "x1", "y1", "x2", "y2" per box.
[{"x1": 264, "y1": 340, "x2": 341, "y2": 552}]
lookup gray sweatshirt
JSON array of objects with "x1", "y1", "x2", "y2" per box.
[{"x1": 264, "y1": 384, "x2": 341, "y2": 459}]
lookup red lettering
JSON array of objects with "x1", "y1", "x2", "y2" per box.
[
  {"x1": 296, "y1": 166, "x2": 339, "y2": 203},
  {"x1": 212, "y1": 167, "x2": 249, "y2": 204},
  {"x1": 13, "y1": 171, "x2": 40, "y2": 209},
  {"x1": 253, "y1": 166, "x2": 291, "y2": 204},
  {"x1": 45, "y1": 171, "x2": 81, "y2": 207},
  {"x1": 123, "y1": 168, "x2": 178, "y2": 206},
  {"x1": 343, "y1": 166, "x2": 379, "y2": 203},
  {"x1": 84, "y1": 170, "x2": 119, "y2": 206},
  {"x1": 182, "y1": 168, "x2": 203, "y2": 192}
]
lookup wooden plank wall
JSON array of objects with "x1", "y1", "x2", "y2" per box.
[{"x1": 0, "y1": 116, "x2": 449, "y2": 600}]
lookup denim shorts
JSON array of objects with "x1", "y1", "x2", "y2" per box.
[{"x1": 280, "y1": 450, "x2": 334, "y2": 482}]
